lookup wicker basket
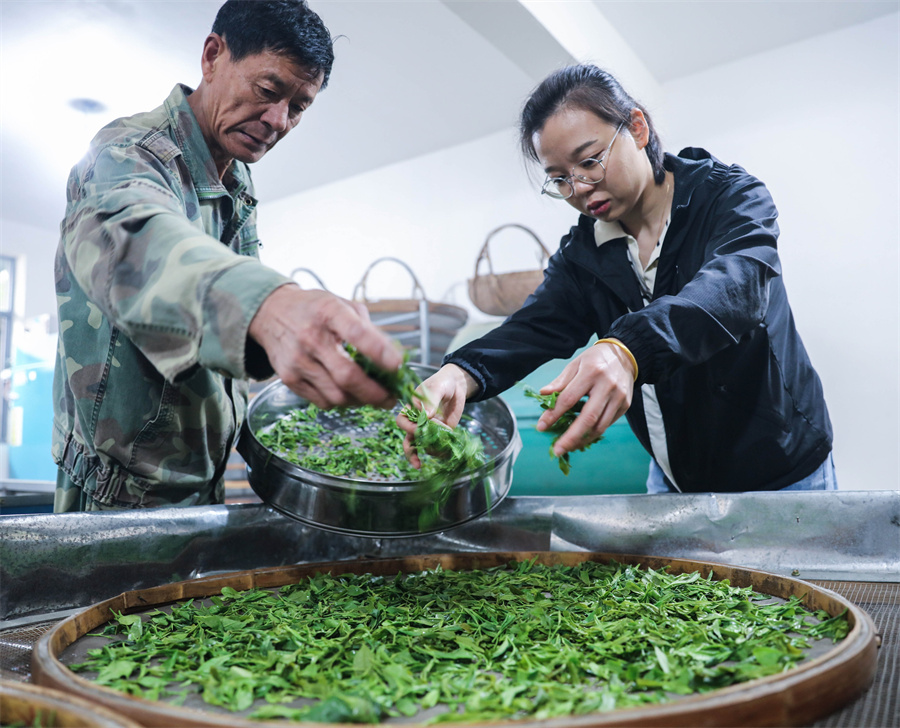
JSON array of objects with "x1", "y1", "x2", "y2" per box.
[
  {"x1": 467, "y1": 224, "x2": 550, "y2": 316},
  {"x1": 353, "y1": 257, "x2": 468, "y2": 366},
  {"x1": 289, "y1": 267, "x2": 329, "y2": 290}
]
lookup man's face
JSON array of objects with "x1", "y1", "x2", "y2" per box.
[{"x1": 199, "y1": 37, "x2": 324, "y2": 174}]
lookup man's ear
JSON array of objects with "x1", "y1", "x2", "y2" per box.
[
  {"x1": 629, "y1": 108, "x2": 650, "y2": 150},
  {"x1": 200, "y1": 33, "x2": 228, "y2": 82}
]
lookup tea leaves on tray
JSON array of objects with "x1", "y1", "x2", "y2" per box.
[{"x1": 69, "y1": 560, "x2": 849, "y2": 724}]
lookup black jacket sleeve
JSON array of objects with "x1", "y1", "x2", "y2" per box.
[
  {"x1": 445, "y1": 226, "x2": 599, "y2": 400},
  {"x1": 608, "y1": 163, "x2": 783, "y2": 385}
]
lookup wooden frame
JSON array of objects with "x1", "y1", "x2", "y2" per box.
[{"x1": 0, "y1": 679, "x2": 143, "y2": 727}]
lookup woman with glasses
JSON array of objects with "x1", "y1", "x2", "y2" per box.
[{"x1": 401, "y1": 64, "x2": 835, "y2": 493}]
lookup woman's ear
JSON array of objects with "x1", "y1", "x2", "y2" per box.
[{"x1": 629, "y1": 108, "x2": 650, "y2": 150}]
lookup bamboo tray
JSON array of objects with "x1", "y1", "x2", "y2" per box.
[
  {"x1": 0, "y1": 679, "x2": 142, "y2": 727},
  {"x1": 31, "y1": 552, "x2": 878, "y2": 728}
]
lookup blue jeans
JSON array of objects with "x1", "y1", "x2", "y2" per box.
[{"x1": 646, "y1": 453, "x2": 838, "y2": 493}]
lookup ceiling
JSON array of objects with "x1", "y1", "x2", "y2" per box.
[{"x1": 0, "y1": 0, "x2": 896, "y2": 234}]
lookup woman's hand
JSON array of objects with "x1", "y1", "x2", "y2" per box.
[
  {"x1": 537, "y1": 342, "x2": 635, "y2": 456},
  {"x1": 397, "y1": 364, "x2": 479, "y2": 468}
]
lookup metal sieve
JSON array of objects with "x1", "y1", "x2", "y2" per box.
[{"x1": 237, "y1": 364, "x2": 521, "y2": 537}]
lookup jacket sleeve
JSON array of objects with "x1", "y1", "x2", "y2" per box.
[
  {"x1": 606, "y1": 165, "x2": 782, "y2": 385},
  {"x1": 60, "y1": 144, "x2": 291, "y2": 383},
  {"x1": 445, "y1": 229, "x2": 599, "y2": 400}
]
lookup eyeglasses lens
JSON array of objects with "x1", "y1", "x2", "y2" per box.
[{"x1": 542, "y1": 179, "x2": 573, "y2": 199}]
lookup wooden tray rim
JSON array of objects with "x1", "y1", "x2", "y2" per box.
[
  {"x1": 32, "y1": 551, "x2": 879, "y2": 728},
  {"x1": 1, "y1": 677, "x2": 144, "y2": 727}
]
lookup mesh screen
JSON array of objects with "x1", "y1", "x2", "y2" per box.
[
  {"x1": 810, "y1": 581, "x2": 899, "y2": 728},
  {"x1": 0, "y1": 620, "x2": 56, "y2": 682}
]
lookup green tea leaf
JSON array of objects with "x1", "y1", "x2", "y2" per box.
[{"x1": 523, "y1": 386, "x2": 598, "y2": 475}]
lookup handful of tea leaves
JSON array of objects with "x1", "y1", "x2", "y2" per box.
[
  {"x1": 400, "y1": 405, "x2": 486, "y2": 482},
  {"x1": 346, "y1": 344, "x2": 486, "y2": 478},
  {"x1": 345, "y1": 343, "x2": 422, "y2": 404},
  {"x1": 523, "y1": 386, "x2": 598, "y2": 475}
]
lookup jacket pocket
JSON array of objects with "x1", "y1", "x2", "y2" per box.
[{"x1": 127, "y1": 381, "x2": 177, "y2": 475}]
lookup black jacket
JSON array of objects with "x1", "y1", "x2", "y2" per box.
[{"x1": 446, "y1": 148, "x2": 832, "y2": 492}]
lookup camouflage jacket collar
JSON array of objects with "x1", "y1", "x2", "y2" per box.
[{"x1": 163, "y1": 84, "x2": 254, "y2": 202}]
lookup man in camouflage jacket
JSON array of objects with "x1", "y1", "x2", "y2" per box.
[{"x1": 53, "y1": 0, "x2": 400, "y2": 511}]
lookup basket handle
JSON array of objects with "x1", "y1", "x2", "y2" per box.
[
  {"x1": 352, "y1": 257, "x2": 427, "y2": 303},
  {"x1": 289, "y1": 267, "x2": 329, "y2": 291},
  {"x1": 474, "y1": 224, "x2": 551, "y2": 278}
]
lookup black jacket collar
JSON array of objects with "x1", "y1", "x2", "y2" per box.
[{"x1": 558, "y1": 148, "x2": 718, "y2": 311}]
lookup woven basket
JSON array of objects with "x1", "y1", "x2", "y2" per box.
[
  {"x1": 352, "y1": 257, "x2": 468, "y2": 366},
  {"x1": 468, "y1": 224, "x2": 550, "y2": 316},
  {"x1": 289, "y1": 267, "x2": 329, "y2": 290}
]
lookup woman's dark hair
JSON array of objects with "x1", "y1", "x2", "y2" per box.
[
  {"x1": 212, "y1": 0, "x2": 335, "y2": 88},
  {"x1": 520, "y1": 65, "x2": 666, "y2": 185}
]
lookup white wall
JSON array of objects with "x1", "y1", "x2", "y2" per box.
[
  {"x1": 661, "y1": 13, "x2": 899, "y2": 491},
  {"x1": 258, "y1": 128, "x2": 578, "y2": 324},
  {"x1": 0, "y1": 219, "x2": 58, "y2": 322},
  {"x1": 258, "y1": 13, "x2": 899, "y2": 491}
]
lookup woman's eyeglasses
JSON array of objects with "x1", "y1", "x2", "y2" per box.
[{"x1": 541, "y1": 123, "x2": 624, "y2": 200}]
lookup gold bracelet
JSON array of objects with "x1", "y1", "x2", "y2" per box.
[{"x1": 594, "y1": 338, "x2": 639, "y2": 382}]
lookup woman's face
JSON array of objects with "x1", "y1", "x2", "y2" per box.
[{"x1": 534, "y1": 107, "x2": 651, "y2": 222}]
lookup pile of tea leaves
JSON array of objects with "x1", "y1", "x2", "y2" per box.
[
  {"x1": 345, "y1": 346, "x2": 487, "y2": 482},
  {"x1": 256, "y1": 346, "x2": 487, "y2": 485},
  {"x1": 255, "y1": 404, "x2": 418, "y2": 481},
  {"x1": 254, "y1": 402, "x2": 486, "y2": 487},
  {"x1": 69, "y1": 559, "x2": 849, "y2": 724}
]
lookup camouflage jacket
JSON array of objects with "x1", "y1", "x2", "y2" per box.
[{"x1": 53, "y1": 84, "x2": 291, "y2": 510}]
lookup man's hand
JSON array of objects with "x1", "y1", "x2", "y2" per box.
[
  {"x1": 536, "y1": 342, "x2": 635, "y2": 456},
  {"x1": 396, "y1": 364, "x2": 478, "y2": 468},
  {"x1": 249, "y1": 284, "x2": 403, "y2": 408}
]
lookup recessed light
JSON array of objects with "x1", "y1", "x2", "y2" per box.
[{"x1": 68, "y1": 98, "x2": 107, "y2": 114}]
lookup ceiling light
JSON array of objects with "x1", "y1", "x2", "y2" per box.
[{"x1": 67, "y1": 98, "x2": 107, "y2": 115}]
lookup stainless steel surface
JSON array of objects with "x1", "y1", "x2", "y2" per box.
[
  {"x1": 238, "y1": 366, "x2": 521, "y2": 536},
  {"x1": 1, "y1": 491, "x2": 897, "y2": 623},
  {"x1": 549, "y1": 490, "x2": 900, "y2": 581}
]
